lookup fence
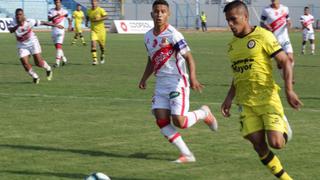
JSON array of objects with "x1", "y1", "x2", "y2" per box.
[{"x1": 124, "y1": 2, "x2": 320, "y2": 29}]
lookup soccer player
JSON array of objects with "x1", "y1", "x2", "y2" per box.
[
  {"x1": 200, "y1": 11, "x2": 207, "y2": 32},
  {"x1": 260, "y1": 0, "x2": 294, "y2": 82},
  {"x1": 8, "y1": 8, "x2": 62, "y2": 84},
  {"x1": 71, "y1": 4, "x2": 86, "y2": 46},
  {"x1": 86, "y1": 0, "x2": 108, "y2": 65},
  {"x1": 222, "y1": 1, "x2": 302, "y2": 179},
  {"x1": 139, "y1": 0, "x2": 218, "y2": 163},
  {"x1": 48, "y1": 0, "x2": 71, "y2": 67},
  {"x1": 300, "y1": 6, "x2": 315, "y2": 55}
]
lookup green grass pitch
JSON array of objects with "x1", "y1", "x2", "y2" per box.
[{"x1": 0, "y1": 30, "x2": 319, "y2": 180}]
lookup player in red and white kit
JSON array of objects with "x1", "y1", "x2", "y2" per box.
[
  {"x1": 139, "y1": 0, "x2": 218, "y2": 163},
  {"x1": 260, "y1": 0, "x2": 294, "y2": 82},
  {"x1": 300, "y1": 6, "x2": 315, "y2": 55},
  {"x1": 8, "y1": 8, "x2": 63, "y2": 84},
  {"x1": 48, "y1": 0, "x2": 71, "y2": 67}
]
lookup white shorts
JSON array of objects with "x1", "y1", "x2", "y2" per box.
[
  {"x1": 303, "y1": 31, "x2": 315, "y2": 41},
  {"x1": 17, "y1": 39, "x2": 42, "y2": 58},
  {"x1": 279, "y1": 40, "x2": 293, "y2": 54},
  {"x1": 152, "y1": 77, "x2": 190, "y2": 116},
  {"x1": 52, "y1": 29, "x2": 65, "y2": 44}
]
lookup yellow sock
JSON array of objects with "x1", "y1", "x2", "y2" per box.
[
  {"x1": 91, "y1": 50, "x2": 97, "y2": 62},
  {"x1": 260, "y1": 151, "x2": 293, "y2": 180}
]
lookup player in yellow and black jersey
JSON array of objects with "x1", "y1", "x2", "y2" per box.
[
  {"x1": 221, "y1": 1, "x2": 302, "y2": 180},
  {"x1": 72, "y1": 4, "x2": 86, "y2": 45}
]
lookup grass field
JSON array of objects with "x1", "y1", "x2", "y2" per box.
[{"x1": 0, "y1": 30, "x2": 319, "y2": 180}]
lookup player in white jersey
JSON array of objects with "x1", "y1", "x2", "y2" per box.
[
  {"x1": 48, "y1": 0, "x2": 71, "y2": 67},
  {"x1": 260, "y1": 0, "x2": 295, "y2": 83},
  {"x1": 8, "y1": 8, "x2": 63, "y2": 84},
  {"x1": 300, "y1": 6, "x2": 315, "y2": 55},
  {"x1": 139, "y1": 0, "x2": 218, "y2": 163}
]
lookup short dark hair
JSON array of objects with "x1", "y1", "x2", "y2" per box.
[
  {"x1": 152, "y1": 0, "x2": 169, "y2": 8},
  {"x1": 15, "y1": 8, "x2": 23, "y2": 14},
  {"x1": 304, "y1": 6, "x2": 309, "y2": 10},
  {"x1": 223, "y1": 0, "x2": 248, "y2": 13}
]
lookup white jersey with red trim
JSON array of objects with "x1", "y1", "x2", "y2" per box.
[
  {"x1": 48, "y1": 8, "x2": 68, "y2": 33},
  {"x1": 261, "y1": 4, "x2": 290, "y2": 44},
  {"x1": 144, "y1": 24, "x2": 190, "y2": 87},
  {"x1": 300, "y1": 14, "x2": 314, "y2": 33},
  {"x1": 9, "y1": 19, "x2": 41, "y2": 48}
]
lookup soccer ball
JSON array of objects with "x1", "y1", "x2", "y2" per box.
[{"x1": 85, "y1": 172, "x2": 111, "y2": 180}]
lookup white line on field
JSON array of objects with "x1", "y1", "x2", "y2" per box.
[{"x1": 0, "y1": 92, "x2": 319, "y2": 112}]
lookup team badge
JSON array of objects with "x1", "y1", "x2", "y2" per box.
[
  {"x1": 247, "y1": 40, "x2": 255, "y2": 49},
  {"x1": 160, "y1": 37, "x2": 170, "y2": 47},
  {"x1": 152, "y1": 39, "x2": 158, "y2": 48}
]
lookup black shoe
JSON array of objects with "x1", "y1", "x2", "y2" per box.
[
  {"x1": 33, "y1": 78, "x2": 40, "y2": 84},
  {"x1": 46, "y1": 70, "x2": 53, "y2": 81}
]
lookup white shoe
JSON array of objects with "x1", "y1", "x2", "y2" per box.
[
  {"x1": 92, "y1": 61, "x2": 98, "y2": 65},
  {"x1": 100, "y1": 60, "x2": 105, "y2": 64},
  {"x1": 283, "y1": 115, "x2": 292, "y2": 142},
  {"x1": 62, "y1": 56, "x2": 67, "y2": 66},
  {"x1": 201, "y1": 105, "x2": 218, "y2": 131},
  {"x1": 173, "y1": 154, "x2": 196, "y2": 163}
]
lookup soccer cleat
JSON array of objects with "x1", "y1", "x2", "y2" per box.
[
  {"x1": 283, "y1": 116, "x2": 292, "y2": 142},
  {"x1": 100, "y1": 55, "x2": 105, "y2": 64},
  {"x1": 92, "y1": 61, "x2": 98, "y2": 65},
  {"x1": 46, "y1": 70, "x2": 53, "y2": 81},
  {"x1": 100, "y1": 60, "x2": 105, "y2": 64},
  {"x1": 173, "y1": 154, "x2": 196, "y2": 163},
  {"x1": 53, "y1": 63, "x2": 60, "y2": 68},
  {"x1": 62, "y1": 56, "x2": 68, "y2": 66},
  {"x1": 201, "y1": 105, "x2": 218, "y2": 131},
  {"x1": 33, "y1": 78, "x2": 40, "y2": 84},
  {"x1": 82, "y1": 42, "x2": 86, "y2": 46}
]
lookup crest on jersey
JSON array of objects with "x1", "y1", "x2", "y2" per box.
[
  {"x1": 152, "y1": 39, "x2": 158, "y2": 48},
  {"x1": 247, "y1": 40, "x2": 256, "y2": 49},
  {"x1": 160, "y1": 37, "x2": 170, "y2": 47}
]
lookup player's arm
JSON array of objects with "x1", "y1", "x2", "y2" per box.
[
  {"x1": 8, "y1": 24, "x2": 20, "y2": 33},
  {"x1": 48, "y1": 14, "x2": 60, "y2": 22},
  {"x1": 221, "y1": 80, "x2": 235, "y2": 117},
  {"x1": 139, "y1": 56, "x2": 154, "y2": 90},
  {"x1": 286, "y1": 19, "x2": 292, "y2": 29},
  {"x1": 40, "y1": 21, "x2": 64, "y2": 29},
  {"x1": 273, "y1": 51, "x2": 303, "y2": 110},
  {"x1": 85, "y1": 15, "x2": 89, "y2": 27},
  {"x1": 183, "y1": 52, "x2": 203, "y2": 92},
  {"x1": 260, "y1": 10, "x2": 272, "y2": 31},
  {"x1": 92, "y1": 15, "x2": 107, "y2": 22}
]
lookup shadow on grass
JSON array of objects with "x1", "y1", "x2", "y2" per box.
[
  {"x1": 0, "y1": 170, "x2": 149, "y2": 180},
  {"x1": 0, "y1": 144, "x2": 172, "y2": 161}
]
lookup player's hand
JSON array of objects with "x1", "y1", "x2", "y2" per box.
[
  {"x1": 221, "y1": 97, "x2": 232, "y2": 117},
  {"x1": 190, "y1": 79, "x2": 204, "y2": 93},
  {"x1": 55, "y1": 25, "x2": 64, "y2": 29},
  {"x1": 286, "y1": 90, "x2": 303, "y2": 110},
  {"x1": 139, "y1": 80, "x2": 147, "y2": 90}
]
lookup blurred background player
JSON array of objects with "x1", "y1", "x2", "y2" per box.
[
  {"x1": 200, "y1": 11, "x2": 207, "y2": 32},
  {"x1": 139, "y1": 0, "x2": 218, "y2": 163},
  {"x1": 222, "y1": 1, "x2": 302, "y2": 179},
  {"x1": 71, "y1": 4, "x2": 86, "y2": 46},
  {"x1": 86, "y1": 0, "x2": 108, "y2": 65},
  {"x1": 48, "y1": 0, "x2": 71, "y2": 67},
  {"x1": 300, "y1": 6, "x2": 315, "y2": 55},
  {"x1": 8, "y1": 8, "x2": 63, "y2": 84},
  {"x1": 260, "y1": 0, "x2": 294, "y2": 83}
]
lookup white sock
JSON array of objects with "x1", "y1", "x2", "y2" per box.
[
  {"x1": 56, "y1": 49, "x2": 63, "y2": 63},
  {"x1": 161, "y1": 124, "x2": 192, "y2": 156},
  {"x1": 182, "y1": 109, "x2": 207, "y2": 128},
  {"x1": 28, "y1": 68, "x2": 39, "y2": 79},
  {"x1": 302, "y1": 45, "x2": 306, "y2": 52},
  {"x1": 42, "y1": 60, "x2": 51, "y2": 71},
  {"x1": 311, "y1": 43, "x2": 315, "y2": 53}
]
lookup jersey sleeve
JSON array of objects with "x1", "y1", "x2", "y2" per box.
[
  {"x1": 28, "y1": 19, "x2": 41, "y2": 28},
  {"x1": 260, "y1": 8, "x2": 268, "y2": 22},
  {"x1": 48, "y1": 9, "x2": 54, "y2": 18},
  {"x1": 172, "y1": 31, "x2": 190, "y2": 55},
  {"x1": 299, "y1": 16, "x2": 304, "y2": 22},
  {"x1": 285, "y1": 6, "x2": 290, "y2": 20},
  {"x1": 100, "y1": 8, "x2": 107, "y2": 17},
  {"x1": 262, "y1": 30, "x2": 282, "y2": 57}
]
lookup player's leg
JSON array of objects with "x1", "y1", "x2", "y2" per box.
[
  {"x1": 53, "y1": 31, "x2": 67, "y2": 67},
  {"x1": 18, "y1": 48, "x2": 39, "y2": 83},
  {"x1": 309, "y1": 33, "x2": 315, "y2": 55},
  {"x1": 98, "y1": 31, "x2": 106, "y2": 64},
  {"x1": 154, "y1": 109, "x2": 195, "y2": 163},
  {"x1": 91, "y1": 31, "x2": 99, "y2": 65},
  {"x1": 301, "y1": 32, "x2": 308, "y2": 54},
  {"x1": 170, "y1": 87, "x2": 218, "y2": 131},
  {"x1": 33, "y1": 54, "x2": 53, "y2": 81},
  {"x1": 72, "y1": 32, "x2": 79, "y2": 45}
]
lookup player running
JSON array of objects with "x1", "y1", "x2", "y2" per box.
[
  {"x1": 48, "y1": 0, "x2": 71, "y2": 67},
  {"x1": 71, "y1": 4, "x2": 86, "y2": 46},
  {"x1": 139, "y1": 0, "x2": 218, "y2": 163},
  {"x1": 222, "y1": 1, "x2": 302, "y2": 179},
  {"x1": 260, "y1": 0, "x2": 294, "y2": 82},
  {"x1": 300, "y1": 6, "x2": 315, "y2": 55},
  {"x1": 86, "y1": 0, "x2": 108, "y2": 65},
  {"x1": 8, "y1": 8, "x2": 63, "y2": 84}
]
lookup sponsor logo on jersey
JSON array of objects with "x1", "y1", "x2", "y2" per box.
[
  {"x1": 247, "y1": 40, "x2": 256, "y2": 49},
  {"x1": 169, "y1": 91, "x2": 180, "y2": 99}
]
